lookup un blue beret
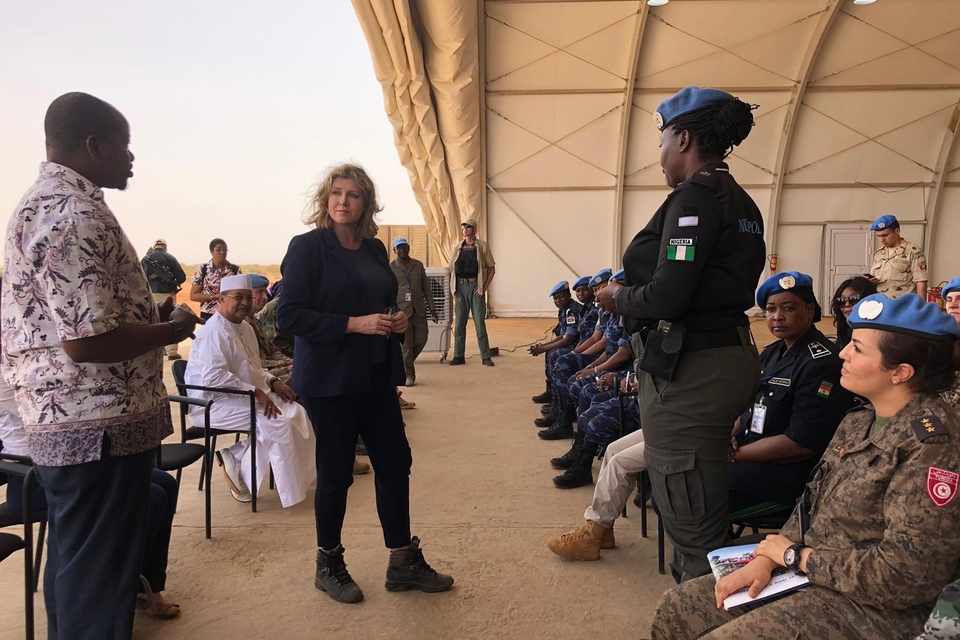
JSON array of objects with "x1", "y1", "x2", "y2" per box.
[
  {"x1": 573, "y1": 276, "x2": 590, "y2": 290},
  {"x1": 549, "y1": 281, "x2": 570, "y2": 297},
  {"x1": 942, "y1": 277, "x2": 960, "y2": 299},
  {"x1": 870, "y1": 215, "x2": 898, "y2": 231},
  {"x1": 849, "y1": 293, "x2": 960, "y2": 339},
  {"x1": 591, "y1": 269, "x2": 613, "y2": 288},
  {"x1": 612, "y1": 269, "x2": 626, "y2": 283},
  {"x1": 756, "y1": 271, "x2": 814, "y2": 307},
  {"x1": 654, "y1": 87, "x2": 736, "y2": 130},
  {"x1": 247, "y1": 274, "x2": 269, "y2": 289},
  {"x1": 393, "y1": 237, "x2": 409, "y2": 248}
]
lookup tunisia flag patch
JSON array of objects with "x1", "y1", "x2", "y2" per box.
[{"x1": 927, "y1": 467, "x2": 959, "y2": 507}]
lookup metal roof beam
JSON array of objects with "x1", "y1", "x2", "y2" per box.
[{"x1": 923, "y1": 104, "x2": 960, "y2": 271}]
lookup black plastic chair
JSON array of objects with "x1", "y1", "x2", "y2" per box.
[
  {"x1": 171, "y1": 360, "x2": 261, "y2": 512},
  {"x1": 160, "y1": 395, "x2": 214, "y2": 538},
  {"x1": 729, "y1": 502, "x2": 794, "y2": 539},
  {"x1": 0, "y1": 454, "x2": 41, "y2": 640}
]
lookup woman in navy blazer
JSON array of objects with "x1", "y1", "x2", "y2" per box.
[{"x1": 277, "y1": 163, "x2": 453, "y2": 604}]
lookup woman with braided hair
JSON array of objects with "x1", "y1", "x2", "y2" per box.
[{"x1": 597, "y1": 87, "x2": 767, "y2": 581}]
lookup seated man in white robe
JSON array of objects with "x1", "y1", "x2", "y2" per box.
[{"x1": 185, "y1": 274, "x2": 316, "y2": 507}]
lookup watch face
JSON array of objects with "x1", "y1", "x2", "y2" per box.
[{"x1": 784, "y1": 548, "x2": 797, "y2": 566}]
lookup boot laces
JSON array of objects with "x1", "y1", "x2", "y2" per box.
[
  {"x1": 556, "y1": 527, "x2": 588, "y2": 545},
  {"x1": 323, "y1": 553, "x2": 355, "y2": 586},
  {"x1": 405, "y1": 548, "x2": 439, "y2": 577}
]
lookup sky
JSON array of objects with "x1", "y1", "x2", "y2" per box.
[{"x1": 0, "y1": 0, "x2": 423, "y2": 264}]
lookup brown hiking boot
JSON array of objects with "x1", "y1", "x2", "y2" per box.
[{"x1": 546, "y1": 521, "x2": 611, "y2": 560}]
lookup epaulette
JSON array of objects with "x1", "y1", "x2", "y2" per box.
[
  {"x1": 687, "y1": 168, "x2": 721, "y2": 191},
  {"x1": 807, "y1": 342, "x2": 831, "y2": 360},
  {"x1": 912, "y1": 415, "x2": 949, "y2": 443}
]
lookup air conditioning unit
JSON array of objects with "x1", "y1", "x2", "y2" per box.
[{"x1": 424, "y1": 267, "x2": 452, "y2": 361}]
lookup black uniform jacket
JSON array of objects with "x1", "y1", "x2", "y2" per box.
[
  {"x1": 731, "y1": 326, "x2": 854, "y2": 505},
  {"x1": 618, "y1": 162, "x2": 766, "y2": 335}
]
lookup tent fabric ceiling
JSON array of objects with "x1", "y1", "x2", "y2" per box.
[{"x1": 356, "y1": 0, "x2": 960, "y2": 315}]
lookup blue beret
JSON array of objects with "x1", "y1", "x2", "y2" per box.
[
  {"x1": 573, "y1": 276, "x2": 590, "y2": 290},
  {"x1": 612, "y1": 269, "x2": 626, "y2": 283},
  {"x1": 590, "y1": 269, "x2": 613, "y2": 288},
  {"x1": 849, "y1": 293, "x2": 960, "y2": 339},
  {"x1": 942, "y1": 277, "x2": 960, "y2": 299},
  {"x1": 756, "y1": 271, "x2": 814, "y2": 307},
  {"x1": 247, "y1": 274, "x2": 269, "y2": 289},
  {"x1": 549, "y1": 281, "x2": 570, "y2": 297},
  {"x1": 654, "y1": 86, "x2": 736, "y2": 130},
  {"x1": 870, "y1": 215, "x2": 898, "y2": 231},
  {"x1": 393, "y1": 237, "x2": 409, "y2": 248}
]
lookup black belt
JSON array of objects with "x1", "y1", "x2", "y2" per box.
[{"x1": 684, "y1": 326, "x2": 743, "y2": 353}]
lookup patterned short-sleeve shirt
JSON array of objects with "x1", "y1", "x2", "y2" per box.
[
  {"x1": 871, "y1": 239, "x2": 927, "y2": 297},
  {"x1": 2, "y1": 162, "x2": 171, "y2": 466},
  {"x1": 192, "y1": 259, "x2": 241, "y2": 315}
]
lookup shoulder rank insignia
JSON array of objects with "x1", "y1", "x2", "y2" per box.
[
  {"x1": 912, "y1": 415, "x2": 949, "y2": 443},
  {"x1": 808, "y1": 342, "x2": 831, "y2": 360}
]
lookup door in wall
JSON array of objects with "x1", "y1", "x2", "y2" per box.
[{"x1": 823, "y1": 224, "x2": 873, "y2": 317}]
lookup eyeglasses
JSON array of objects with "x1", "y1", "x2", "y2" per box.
[
  {"x1": 223, "y1": 294, "x2": 253, "y2": 302},
  {"x1": 835, "y1": 294, "x2": 863, "y2": 307}
]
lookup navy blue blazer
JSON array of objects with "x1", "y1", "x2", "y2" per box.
[{"x1": 276, "y1": 229, "x2": 405, "y2": 397}]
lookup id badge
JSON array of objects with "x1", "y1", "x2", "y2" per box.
[
  {"x1": 750, "y1": 403, "x2": 767, "y2": 434},
  {"x1": 405, "y1": 292, "x2": 412, "y2": 302}
]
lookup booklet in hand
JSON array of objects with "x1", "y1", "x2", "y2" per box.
[{"x1": 709, "y1": 543, "x2": 810, "y2": 611}]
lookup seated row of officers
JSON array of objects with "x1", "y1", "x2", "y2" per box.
[{"x1": 529, "y1": 269, "x2": 854, "y2": 562}]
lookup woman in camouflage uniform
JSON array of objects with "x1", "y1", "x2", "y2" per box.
[{"x1": 652, "y1": 294, "x2": 960, "y2": 640}]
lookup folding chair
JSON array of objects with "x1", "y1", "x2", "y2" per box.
[
  {"x1": 0, "y1": 454, "x2": 41, "y2": 640},
  {"x1": 159, "y1": 395, "x2": 214, "y2": 538},
  {"x1": 172, "y1": 360, "x2": 261, "y2": 512}
]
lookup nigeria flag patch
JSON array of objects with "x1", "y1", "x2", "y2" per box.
[{"x1": 667, "y1": 239, "x2": 695, "y2": 262}]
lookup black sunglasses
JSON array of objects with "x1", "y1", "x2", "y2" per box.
[{"x1": 835, "y1": 294, "x2": 863, "y2": 306}]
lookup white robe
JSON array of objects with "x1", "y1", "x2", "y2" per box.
[{"x1": 185, "y1": 313, "x2": 316, "y2": 508}]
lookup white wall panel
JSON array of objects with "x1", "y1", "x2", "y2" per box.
[
  {"x1": 931, "y1": 188, "x2": 960, "y2": 284},
  {"x1": 779, "y1": 186, "x2": 930, "y2": 224},
  {"x1": 776, "y1": 225, "x2": 824, "y2": 288}
]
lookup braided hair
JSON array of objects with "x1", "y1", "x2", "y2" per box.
[{"x1": 667, "y1": 99, "x2": 757, "y2": 160}]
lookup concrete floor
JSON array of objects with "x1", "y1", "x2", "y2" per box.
[{"x1": 0, "y1": 315, "x2": 818, "y2": 640}]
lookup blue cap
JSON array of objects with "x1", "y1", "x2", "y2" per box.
[
  {"x1": 849, "y1": 293, "x2": 960, "y2": 339},
  {"x1": 654, "y1": 87, "x2": 736, "y2": 131},
  {"x1": 757, "y1": 271, "x2": 821, "y2": 321},
  {"x1": 247, "y1": 274, "x2": 269, "y2": 289},
  {"x1": 612, "y1": 269, "x2": 626, "y2": 283},
  {"x1": 943, "y1": 278, "x2": 960, "y2": 299},
  {"x1": 393, "y1": 237, "x2": 409, "y2": 248},
  {"x1": 549, "y1": 281, "x2": 570, "y2": 297},
  {"x1": 870, "y1": 215, "x2": 898, "y2": 232},
  {"x1": 590, "y1": 269, "x2": 613, "y2": 288},
  {"x1": 573, "y1": 276, "x2": 590, "y2": 290}
]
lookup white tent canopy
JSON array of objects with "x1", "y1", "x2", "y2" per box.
[{"x1": 354, "y1": 0, "x2": 960, "y2": 315}]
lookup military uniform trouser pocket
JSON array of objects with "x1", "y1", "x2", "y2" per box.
[{"x1": 645, "y1": 445, "x2": 705, "y2": 522}]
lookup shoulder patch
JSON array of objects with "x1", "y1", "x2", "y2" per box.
[
  {"x1": 808, "y1": 342, "x2": 831, "y2": 360},
  {"x1": 912, "y1": 415, "x2": 949, "y2": 443}
]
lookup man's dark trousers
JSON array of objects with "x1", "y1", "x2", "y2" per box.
[{"x1": 36, "y1": 442, "x2": 154, "y2": 640}]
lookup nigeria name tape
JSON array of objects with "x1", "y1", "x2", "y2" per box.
[
  {"x1": 850, "y1": 293, "x2": 960, "y2": 339},
  {"x1": 549, "y1": 281, "x2": 570, "y2": 297},
  {"x1": 654, "y1": 86, "x2": 736, "y2": 131},
  {"x1": 612, "y1": 269, "x2": 626, "y2": 283},
  {"x1": 871, "y1": 215, "x2": 898, "y2": 231},
  {"x1": 220, "y1": 274, "x2": 252, "y2": 292},
  {"x1": 573, "y1": 276, "x2": 590, "y2": 290},
  {"x1": 942, "y1": 277, "x2": 960, "y2": 299},
  {"x1": 247, "y1": 274, "x2": 269, "y2": 289},
  {"x1": 591, "y1": 269, "x2": 613, "y2": 287}
]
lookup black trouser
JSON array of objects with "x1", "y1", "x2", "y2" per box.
[
  {"x1": 35, "y1": 443, "x2": 154, "y2": 640},
  {"x1": 142, "y1": 469, "x2": 178, "y2": 593},
  {"x1": 303, "y1": 364, "x2": 412, "y2": 550}
]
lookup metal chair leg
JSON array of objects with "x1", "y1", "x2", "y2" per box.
[
  {"x1": 657, "y1": 512, "x2": 665, "y2": 575},
  {"x1": 33, "y1": 521, "x2": 45, "y2": 592},
  {"x1": 639, "y1": 472, "x2": 648, "y2": 538}
]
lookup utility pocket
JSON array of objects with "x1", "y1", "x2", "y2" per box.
[{"x1": 645, "y1": 445, "x2": 705, "y2": 522}]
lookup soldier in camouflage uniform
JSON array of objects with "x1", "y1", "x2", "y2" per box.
[
  {"x1": 917, "y1": 579, "x2": 960, "y2": 640},
  {"x1": 652, "y1": 294, "x2": 960, "y2": 640},
  {"x1": 246, "y1": 274, "x2": 294, "y2": 383},
  {"x1": 256, "y1": 296, "x2": 295, "y2": 359}
]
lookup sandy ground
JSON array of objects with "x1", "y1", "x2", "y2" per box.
[{"x1": 0, "y1": 315, "x2": 823, "y2": 640}]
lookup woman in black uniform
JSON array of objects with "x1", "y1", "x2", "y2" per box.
[{"x1": 598, "y1": 87, "x2": 766, "y2": 582}]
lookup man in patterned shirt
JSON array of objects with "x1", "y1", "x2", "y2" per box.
[
  {"x1": 2, "y1": 93, "x2": 201, "y2": 640},
  {"x1": 867, "y1": 214, "x2": 928, "y2": 299}
]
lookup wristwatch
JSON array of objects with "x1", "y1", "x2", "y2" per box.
[
  {"x1": 167, "y1": 321, "x2": 184, "y2": 345},
  {"x1": 268, "y1": 377, "x2": 280, "y2": 392},
  {"x1": 783, "y1": 543, "x2": 806, "y2": 574}
]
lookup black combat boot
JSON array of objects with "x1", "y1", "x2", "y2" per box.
[
  {"x1": 551, "y1": 429, "x2": 585, "y2": 469},
  {"x1": 385, "y1": 537, "x2": 455, "y2": 593},
  {"x1": 315, "y1": 546, "x2": 364, "y2": 603},
  {"x1": 532, "y1": 383, "x2": 552, "y2": 404},
  {"x1": 553, "y1": 444, "x2": 597, "y2": 488},
  {"x1": 541, "y1": 402, "x2": 555, "y2": 415},
  {"x1": 539, "y1": 409, "x2": 574, "y2": 440},
  {"x1": 535, "y1": 405, "x2": 560, "y2": 428}
]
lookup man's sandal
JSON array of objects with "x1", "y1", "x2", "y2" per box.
[{"x1": 136, "y1": 575, "x2": 181, "y2": 619}]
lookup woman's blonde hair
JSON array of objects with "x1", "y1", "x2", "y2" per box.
[{"x1": 304, "y1": 163, "x2": 382, "y2": 239}]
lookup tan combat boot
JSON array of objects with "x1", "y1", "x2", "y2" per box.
[{"x1": 546, "y1": 520, "x2": 611, "y2": 560}]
